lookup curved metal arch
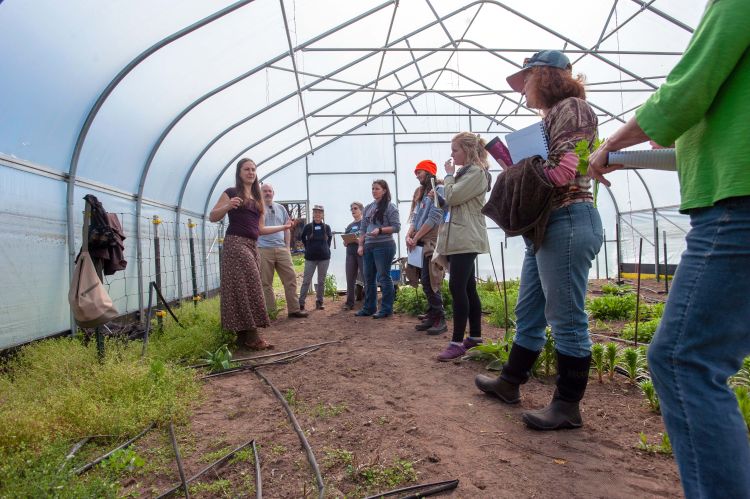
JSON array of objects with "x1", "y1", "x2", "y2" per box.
[
  {"x1": 136, "y1": 1, "x2": 396, "y2": 303},
  {"x1": 65, "y1": 0, "x2": 255, "y2": 328},
  {"x1": 71, "y1": 0, "x2": 669, "y2": 315},
  {"x1": 163, "y1": 0, "x2": 658, "y2": 304},
  {"x1": 186, "y1": 0, "x2": 661, "y2": 216}
]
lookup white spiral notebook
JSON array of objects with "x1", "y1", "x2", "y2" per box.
[
  {"x1": 504, "y1": 121, "x2": 549, "y2": 163},
  {"x1": 609, "y1": 149, "x2": 677, "y2": 171}
]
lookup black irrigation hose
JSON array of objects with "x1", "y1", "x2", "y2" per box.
[
  {"x1": 200, "y1": 349, "x2": 319, "y2": 380},
  {"x1": 168, "y1": 422, "x2": 190, "y2": 499},
  {"x1": 363, "y1": 479, "x2": 460, "y2": 499},
  {"x1": 254, "y1": 369, "x2": 325, "y2": 499},
  {"x1": 155, "y1": 439, "x2": 256, "y2": 499},
  {"x1": 590, "y1": 332, "x2": 645, "y2": 346},
  {"x1": 72, "y1": 423, "x2": 155, "y2": 475},
  {"x1": 252, "y1": 440, "x2": 262, "y2": 499},
  {"x1": 189, "y1": 340, "x2": 342, "y2": 369}
]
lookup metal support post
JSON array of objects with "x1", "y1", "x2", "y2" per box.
[
  {"x1": 152, "y1": 215, "x2": 163, "y2": 331},
  {"x1": 188, "y1": 218, "x2": 199, "y2": 308}
]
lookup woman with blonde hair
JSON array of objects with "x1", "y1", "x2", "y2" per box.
[
  {"x1": 210, "y1": 158, "x2": 292, "y2": 350},
  {"x1": 434, "y1": 132, "x2": 491, "y2": 361}
]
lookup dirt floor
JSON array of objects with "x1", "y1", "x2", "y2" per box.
[{"x1": 125, "y1": 279, "x2": 681, "y2": 498}]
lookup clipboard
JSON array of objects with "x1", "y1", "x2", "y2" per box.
[
  {"x1": 407, "y1": 245, "x2": 424, "y2": 268},
  {"x1": 340, "y1": 233, "x2": 359, "y2": 245}
]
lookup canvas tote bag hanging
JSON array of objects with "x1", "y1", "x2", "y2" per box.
[{"x1": 68, "y1": 202, "x2": 118, "y2": 328}]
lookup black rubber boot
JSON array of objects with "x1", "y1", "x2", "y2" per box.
[
  {"x1": 522, "y1": 351, "x2": 591, "y2": 430},
  {"x1": 475, "y1": 343, "x2": 540, "y2": 404}
]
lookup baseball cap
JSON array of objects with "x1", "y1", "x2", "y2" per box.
[{"x1": 506, "y1": 50, "x2": 572, "y2": 93}]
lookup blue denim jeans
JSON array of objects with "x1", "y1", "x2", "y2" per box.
[
  {"x1": 362, "y1": 242, "x2": 396, "y2": 315},
  {"x1": 514, "y1": 202, "x2": 603, "y2": 357},
  {"x1": 648, "y1": 196, "x2": 750, "y2": 499}
]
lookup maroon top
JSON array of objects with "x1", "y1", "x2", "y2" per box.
[{"x1": 224, "y1": 187, "x2": 261, "y2": 240}]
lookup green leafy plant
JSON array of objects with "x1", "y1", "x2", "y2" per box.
[
  {"x1": 394, "y1": 283, "x2": 453, "y2": 318},
  {"x1": 313, "y1": 402, "x2": 348, "y2": 419},
  {"x1": 322, "y1": 448, "x2": 354, "y2": 469},
  {"x1": 591, "y1": 343, "x2": 605, "y2": 383},
  {"x1": 464, "y1": 336, "x2": 512, "y2": 371},
  {"x1": 639, "y1": 379, "x2": 660, "y2": 413},
  {"x1": 587, "y1": 294, "x2": 637, "y2": 321},
  {"x1": 284, "y1": 388, "x2": 299, "y2": 409},
  {"x1": 324, "y1": 273, "x2": 338, "y2": 299},
  {"x1": 348, "y1": 458, "x2": 418, "y2": 490},
  {"x1": 200, "y1": 344, "x2": 235, "y2": 373},
  {"x1": 575, "y1": 137, "x2": 604, "y2": 205},
  {"x1": 734, "y1": 386, "x2": 750, "y2": 431},
  {"x1": 605, "y1": 342, "x2": 619, "y2": 381},
  {"x1": 574, "y1": 137, "x2": 604, "y2": 176},
  {"x1": 730, "y1": 356, "x2": 750, "y2": 388},
  {"x1": 600, "y1": 282, "x2": 633, "y2": 295},
  {"x1": 533, "y1": 329, "x2": 556, "y2": 377},
  {"x1": 637, "y1": 432, "x2": 672, "y2": 455},
  {"x1": 619, "y1": 346, "x2": 648, "y2": 382},
  {"x1": 638, "y1": 302, "x2": 665, "y2": 321},
  {"x1": 621, "y1": 318, "x2": 661, "y2": 343},
  {"x1": 485, "y1": 281, "x2": 520, "y2": 329},
  {"x1": 100, "y1": 448, "x2": 145, "y2": 475}
]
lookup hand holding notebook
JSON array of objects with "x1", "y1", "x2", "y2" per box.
[{"x1": 485, "y1": 121, "x2": 549, "y2": 167}]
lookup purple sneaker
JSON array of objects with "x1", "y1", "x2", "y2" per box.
[
  {"x1": 437, "y1": 342, "x2": 466, "y2": 362},
  {"x1": 463, "y1": 337, "x2": 483, "y2": 350}
]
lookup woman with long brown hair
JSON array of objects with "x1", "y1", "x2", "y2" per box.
[
  {"x1": 210, "y1": 158, "x2": 292, "y2": 350},
  {"x1": 355, "y1": 179, "x2": 401, "y2": 319},
  {"x1": 476, "y1": 50, "x2": 603, "y2": 431}
]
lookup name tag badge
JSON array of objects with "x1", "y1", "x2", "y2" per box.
[
  {"x1": 314, "y1": 226, "x2": 321, "y2": 231},
  {"x1": 444, "y1": 210, "x2": 451, "y2": 223}
]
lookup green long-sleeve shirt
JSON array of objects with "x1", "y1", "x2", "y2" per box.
[{"x1": 635, "y1": 0, "x2": 750, "y2": 212}]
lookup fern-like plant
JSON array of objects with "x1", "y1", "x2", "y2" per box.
[
  {"x1": 639, "y1": 379, "x2": 660, "y2": 413},
  {"x1": 605, "y1": 342, "x2": 619, "y2": 381},
  {"x1": 591, "y1": 343, "x2": 605, "y2": 383},
  {"x1": 620, "y1": 347, "x2": 647, "y2": 382}
]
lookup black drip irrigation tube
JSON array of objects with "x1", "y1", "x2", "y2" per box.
[
  {"x1": 189, "y1": 340, "x2": 342, "y2": 370},
  {"x1": 155, "y1": 438, "x2": 257, "y2": 499},
  {"x1": 200, "y1": 347, "x2": 320, "y2": 380},
  {"x1": 72, "y1": 423, "x2": 155, "y2": 475},
  {"x1": 254, "y1": 369, "x2": 325, "y2": 498},
  {"x1": 168, "y1": 422, "x2": 190, "y2": 499},
  {"x1": 363, "y1": 479, "x2": 460, "y2": 499}
]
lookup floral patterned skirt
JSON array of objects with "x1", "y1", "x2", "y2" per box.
[{"x1": 220, "y1": 235, "x2": 270, "y2": 332}]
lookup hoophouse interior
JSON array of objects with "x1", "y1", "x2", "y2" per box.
[{"x1": 0, "y1": 0, "x2": 704, "y2": 349}]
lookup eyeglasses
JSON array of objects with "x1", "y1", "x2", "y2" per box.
[{"x1": 350, "y1": 207, "x2": 360, "y2": 211}]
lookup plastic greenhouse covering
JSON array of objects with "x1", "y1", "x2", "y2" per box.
[{"x1": 0, "y1": 0, "x2": 705, "y2": 349}]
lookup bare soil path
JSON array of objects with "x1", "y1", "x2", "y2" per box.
[{"x1": 128, "y1": 280, "x2": 680, "y2": 498}]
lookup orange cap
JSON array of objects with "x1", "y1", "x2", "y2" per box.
[{"x1": 414, "y1": 160, "x2": 437, "y2": 176}]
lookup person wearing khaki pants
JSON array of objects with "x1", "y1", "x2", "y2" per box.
[{"x1": 258, "y1": 184, "x2": 308, "y2": 319}]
